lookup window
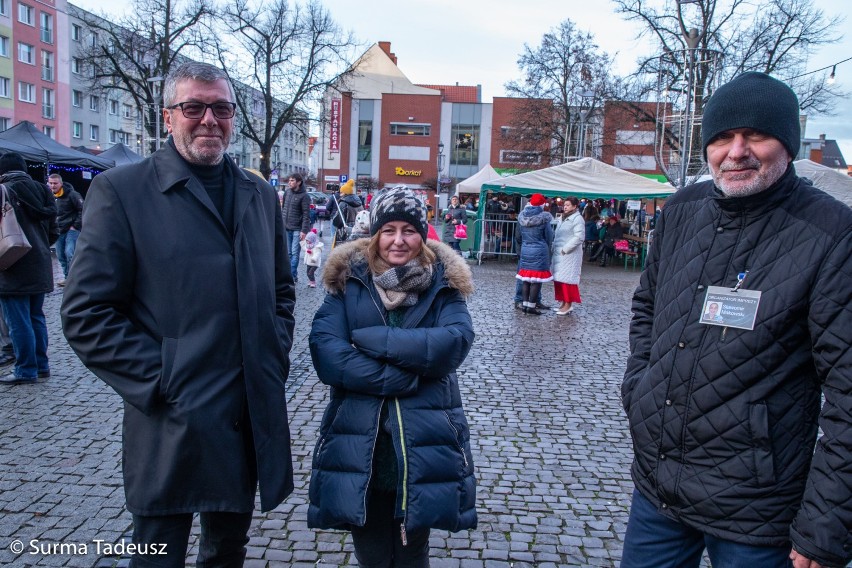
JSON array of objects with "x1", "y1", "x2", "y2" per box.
[
  {"x1": 0, "y1": 118, "x2": 8, "y2": 132},
  {"x1": 109, "y1": 129, "x2": 129, "y2": 144},
  {"x1": 42, "y1": 125, "x2": 53, "y2": 138},
  {"x1": 89, "y1": 124, "x2": 99, "y2": 141},
  {"x1": 0, "y1": 0, "x2": 6, "y2": 16},
  {"x1": 358, "y1": 120, "x2": 373, "y2": 161},
  {"x1": 42, "y1": 88, "x2": 54, "y2": 118},
  {"x1": 40, "y1": 13, "x2": 52, "y2": 43},
  {"x1": 122, "y1": 104, "x2": 132, "y2": 119},
  {"x1": 0, "y1": 77, "x2": 9, "y2": 98},
  {"x1": 18, "y1": 81, "x2": 35, "y2": 103},
  {"x1": 389, "y1": 123, "x2": 431, "y2": 136},
  {"x1": 89, "y1": 32, "x2": 97, "y2": 47},
  {"x1": 108, "y1": 99, "x2": 118, "y2": 115},
  {"x1": 18, "y1": 3, "x2": 33, "y2": 25},
  {"x1": 72, "y1": 90, "x2": 82, "y2": 107},
  {"x1": 41, "y1": 50, "x2": 53, "y2": 81},
  {"x1": 72, "y1": 121, "x2": 82, "y2": 138},
  {"x1": 71, "y1": 24, "x2": 82, "y2": 42},
  {"x1": 89, "y1": 95, "x2": 99, "y2": 111},
  {"x1": 450, "y1": 124, "x2": 480, "y2": 167},
  {"x1": 0, "y1": 36, "x2": 8, "y2": 58},
  {"x1": 18, "y1": 42, "x2": 34, "y2": 65},
  {"x1": 71, "y1": 57, "x2": 82, "y2": 74}
]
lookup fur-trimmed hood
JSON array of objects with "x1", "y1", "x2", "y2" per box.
[
  {"x1": 518, "y1": 206, "x2": 553, "y2": 227},
  {"x1": 322, "y1": 238, "x2": 474, "y2": 297}
]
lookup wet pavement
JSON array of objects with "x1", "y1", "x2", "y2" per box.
[{"x1": 1, "y1": 240, "x2": 651, "y2": 567}]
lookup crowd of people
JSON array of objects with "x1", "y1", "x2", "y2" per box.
[{"x1": 1, "y1": 62, "x2": 849, "y2": 568}]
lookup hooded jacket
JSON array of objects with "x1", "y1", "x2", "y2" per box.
[
  {"x1": 0, "y1": 171, "x2": 58, "y2": 294},
  {"x1": 621, "y1": 166, "x2": 852, "y2": 567},
  {"x1": 307, "y1": 238, "x2": 477, "y2": 535},
  {"x1": 516, "y1": 205, "x2": 554, "y2": 272}
]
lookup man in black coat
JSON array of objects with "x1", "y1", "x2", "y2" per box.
[
  {"x1": 621, "y1": 72, "x2": 851, "y2": 568},
  {"x1": 61, "y1": 62, "x2": 296, "y2": 567},
  {"x1": 281, "y1": 172, "x2": 310, "y2": 282},
  {"x1": 46, "y1": 173, "x2": 83, "y2": 286},
  {"x1": 0, "y1": 152, "x2": 57, "y2": 385}
]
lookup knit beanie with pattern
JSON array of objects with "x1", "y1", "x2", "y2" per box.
[
  {"x1": 701, "y1": 71, "x2": 800, "y2": 159},
  {"x1": 369, "y1": 187, "x2": 428, "y2": 241}
]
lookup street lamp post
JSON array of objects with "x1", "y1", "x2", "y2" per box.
[
  {"x1": 147, "y1": 76, "x2": 164, "y2": 153},
  {"x1": 436, "y1": 141, "x2": 445, "y2": 193}
]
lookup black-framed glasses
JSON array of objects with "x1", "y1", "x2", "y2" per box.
[{"x1": 166, "y1": 101, "x2": 237, "y2": 119}]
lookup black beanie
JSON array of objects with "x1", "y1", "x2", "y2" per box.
[
  {"x1": 369, "y1": 187, "x2": 428, "y2": 241},
  {"x1": 0, "y1": 152, "x2": 27, "y2": 174},
  {"x1": 701, "y1": 72, "x2": 800, "y2": 159}
]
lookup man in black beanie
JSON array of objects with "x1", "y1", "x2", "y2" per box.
[{"x1": 620, "y1": 72, "x2": 851, "y2": 568}]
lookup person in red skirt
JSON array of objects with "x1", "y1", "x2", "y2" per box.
[
  {"x1": 550, "y1": 197, "x2": 585, "y2": 315},
  {"x1": 515, "y1": 193, "x2": 554, "y2": 315}
]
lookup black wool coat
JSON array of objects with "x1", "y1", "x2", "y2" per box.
[
  {"x1": 61, "y1": 143, "x2": 296, "y2": 515},
  {"x1": 308, "y1": 239, "x2": 477, "y2": 534},
  {"x1": 622, "y1": 166, "x2": 852, "y2": 567}
]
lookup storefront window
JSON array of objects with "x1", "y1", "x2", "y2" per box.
[{"x1": 451, "y1": 125, "x2": 479, "y2": 167}]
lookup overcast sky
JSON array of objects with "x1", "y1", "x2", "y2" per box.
[{"x1": 70, "y1": 0, "x2": 852, "y2": 162}]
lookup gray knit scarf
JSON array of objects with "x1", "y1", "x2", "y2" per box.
[{"x1": 372, "y1": 260, "x2": 434, "y2": 310}]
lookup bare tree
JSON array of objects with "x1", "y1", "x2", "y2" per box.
[
  {"x1": 614, "y1": 0, "x2": 844, "y2": 185},
  {"x1": 215, "y1": 0, "x2": 357, "y2": 179},
  {"x1": 72, "y1": 0, "x2": 213, "y2": 154},
  {"x1": 505, "y1": 20, "x2": 618, "y2": 166}
]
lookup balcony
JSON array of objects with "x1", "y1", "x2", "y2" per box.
[
  {"x1": 41, "y1": 67, "x2": 53, "y2": 82},
  {"x1": 40, "y1": 29, "x2": 52, "y2": 44},
  {"x1": 42, "y1": 104, "x2": 54, "y2": 119}
]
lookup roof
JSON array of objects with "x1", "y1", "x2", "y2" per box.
[
  {"x1": 820, "y1": 139, "x2": 848, "y2": 169},
  {"x1": 479, "y1": 158, "x2": 676, "y2": 200},
  {"x1": 793, "y1": 159, "x2": 852, "y2": 207},
  {"x1": 98, "y1": 143, "x2": 143, "y2": 166},
  {"x1": 342, "y1": 44, "x2": 440, "y2": 99},
  {"x1": 416, "y1": 84, "x2": 479, "y2": 103},
  {"x1": 456, "y1": 165, "x2": 502, "y2": 194},
  {"x1": 0, "y1": 121, "x2": 114, "y2": 169}
]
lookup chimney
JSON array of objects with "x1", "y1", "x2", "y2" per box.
[{"x1": 378, "y1": 41, "x2": 397, "y2": 65}]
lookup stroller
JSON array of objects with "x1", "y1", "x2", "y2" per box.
[{"x1": 330, "y1": 193, "x2": 366, "y2": 248}]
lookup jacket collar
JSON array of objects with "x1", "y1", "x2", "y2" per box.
[
  {"x1": 150, "y1": 140, "x2": 261, "y2": 232},
  {"x1": 321, "y1": 238, "x2": 474, "y2": 298}
]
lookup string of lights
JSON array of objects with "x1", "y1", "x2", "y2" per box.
[{"x1": 786, "y1": 55, "x2": 852, "y2": 82}]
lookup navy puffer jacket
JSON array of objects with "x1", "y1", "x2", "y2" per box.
[
  {"x1": 516, "y1": 205, "x2": 553, "y2": 272},
  {"x1": 622, "y1": 166, "x2": 852, "y2": 567},
  {"x1": 308, "y1": 238, "x2": 477, "y2": 534}
]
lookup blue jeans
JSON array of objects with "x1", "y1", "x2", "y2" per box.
[
  {"x1": 621, "y1": 489, "x2": 792, "y2": 568},
  {"x1": 55, "y1": 228, "x2": 80, "y2": 278},
  {"x1": 285, "y1": 229, "x2": 301, "y2": 281},
  {"x1": 130, "y1": 511, "x2": 252, "y2": 568},
  {"x1": 0, "y1": 294, "x2": 48, "y2": 379}
]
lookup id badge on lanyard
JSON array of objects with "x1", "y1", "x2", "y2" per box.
[{"x1": 699, "y1": 271, "x2": 761, "y2": 331}]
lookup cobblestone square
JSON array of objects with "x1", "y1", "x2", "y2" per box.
[{"x1": 1, "y1": 248, "x2": 648, "y2": 567}]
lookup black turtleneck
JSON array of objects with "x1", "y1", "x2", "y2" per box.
[{"x1": 171, "y1": 139, "x2": 235, "y2": 235}]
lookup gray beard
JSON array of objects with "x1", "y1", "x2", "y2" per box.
[{"x1": 711, "y1": 158, "x2": 788, "y2": 197}]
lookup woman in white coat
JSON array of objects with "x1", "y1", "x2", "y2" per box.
[{"x1": 550, "y1": 197, "x2": 585, "y2": 315}]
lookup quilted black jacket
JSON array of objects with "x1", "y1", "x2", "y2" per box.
[{"x1": 622, "y1": 166, "x2": 852, "y2": 567}]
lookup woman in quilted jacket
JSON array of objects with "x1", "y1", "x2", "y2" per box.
[{"x1": 308, "y1": 186, "x2": 477, "y2": 567}]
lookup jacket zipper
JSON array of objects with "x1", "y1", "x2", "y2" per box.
[
  {"x1": 361, "y1": 400, "x2": 383, "y2": 526},
  {"x1": 394, "y1": 398, "x2": 409, "y2": 545},
  {"x1": 444, "y1": 412, "x2": 468, "y2": 468}
]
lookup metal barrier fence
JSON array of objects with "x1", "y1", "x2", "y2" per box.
[{"x1": 474, "y1": 216, "x2": 520, "y2": 264}]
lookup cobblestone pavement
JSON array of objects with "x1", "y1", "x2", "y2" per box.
[{"x1": 1, "y1": 243, "x2": 655, "y2": 568}]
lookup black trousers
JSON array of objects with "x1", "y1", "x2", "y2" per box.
[
  {"x1": 350, "y1": 490, "x2": 430, "y2": 568},
  {"x1": 129, "y1": 511, "x2": 253, "y2": 568}
]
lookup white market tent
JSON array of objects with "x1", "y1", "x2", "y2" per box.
[
  {"x1": 479, "y1": 157, "x2": 676, "y2": 202},
  {"x1": 793, "y1": 159, "x2": 852, "y2": 207},
  {"x1": 455, "y1": 164, "x2": 502, "y2": 196}
]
